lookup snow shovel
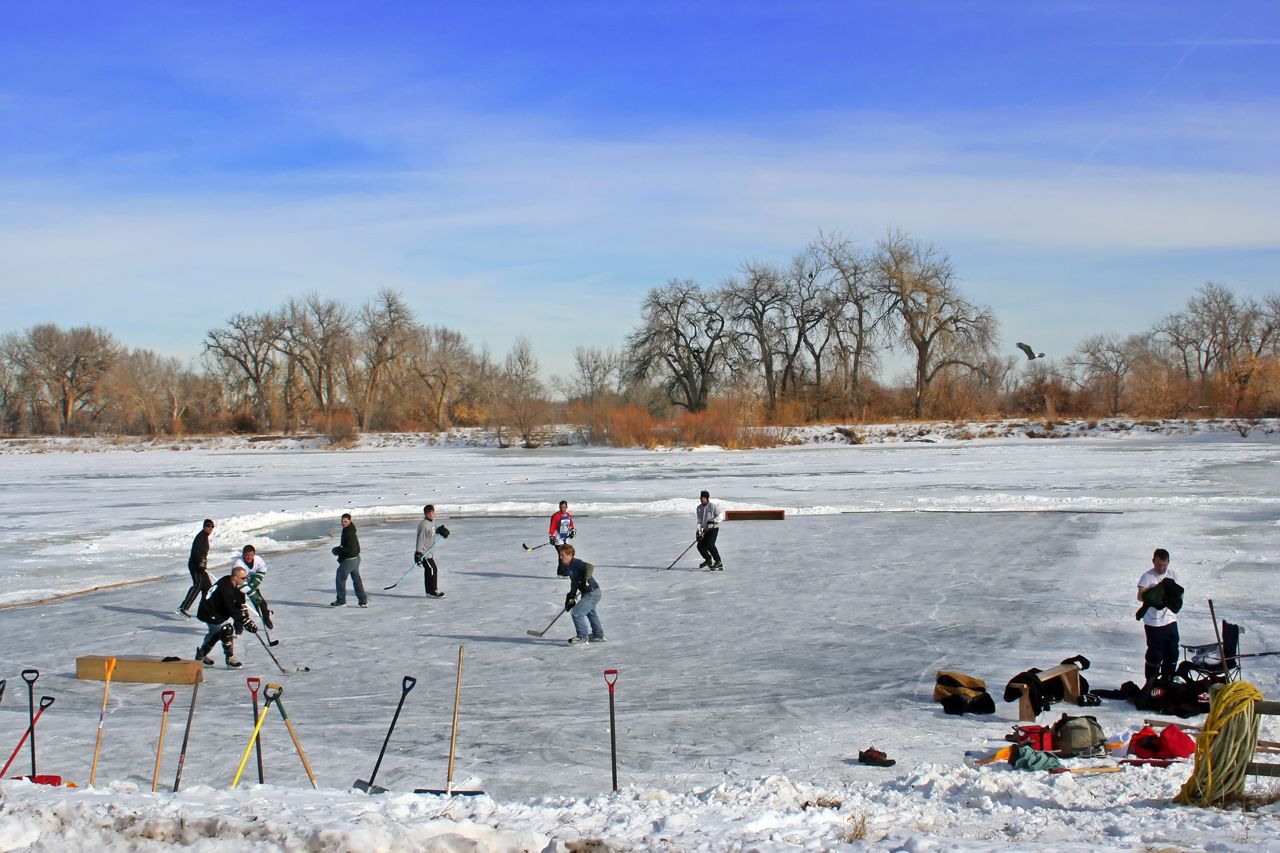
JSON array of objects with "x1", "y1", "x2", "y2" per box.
[
  {"x1": 22, "y1": 669, "x2": 39, "y2": 777},
  {"x1": 414, "y1": 646, "x2": 483, "y2": 796},
  {"x1": 89, "y1": 657, "x2": 117, "y2": 786},
  {"x1": 354, "y1": 675, "x2": 417, "y2": 793},
  {"x1": 150, "y1": 690, "x2": 175, "y2": 792},
  {"x1": 247, "y1": 677, "x2": 265, "y2": 784},
  {"x1": 2, "y1": 696, "x2": 55, "y2": 779}
]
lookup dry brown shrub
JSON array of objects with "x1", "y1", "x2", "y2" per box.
[
  {"x1": 841, "y1": 813, "x2": 868, "y2": 842},
  {"x1": 326, "y1": 412, "x2": 359, "y2": 446},
  {"x1": 604, "y1": 404, "x2": 659, "y2": 448}
]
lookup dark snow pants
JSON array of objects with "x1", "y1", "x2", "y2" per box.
[{"x1": 1144, "y1": 621, "x2": 1180, "y2": 682}]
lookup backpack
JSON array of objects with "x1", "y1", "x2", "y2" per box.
[
  {"x1": 1051, "y1": 713, "x2": 1107, "y2": 757},
  {"x1": 933, "y1": 671, "x2": 996, "y2": 715}
]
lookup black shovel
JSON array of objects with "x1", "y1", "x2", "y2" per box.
[
  {"x1": 22, "y1": 669, "x2": 39, "y2": 777},
  {"x1": 354, "y1": 675, "x2": 417, "y2": 793}
]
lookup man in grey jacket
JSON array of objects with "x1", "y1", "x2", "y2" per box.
[
  {"x1": 414, "y1": 504, "x2": 449, "y2": 598},
  {"x1": 696, "y1": 490, "x2": 724, "y2": 571}
]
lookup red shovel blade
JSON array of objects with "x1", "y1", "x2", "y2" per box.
[{"x1": 11, "y1": 774, "x2": 64, "y2": 786}]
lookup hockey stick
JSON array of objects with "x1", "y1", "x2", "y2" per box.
[
  {"x1": 526, "y1": 606, "x2": 567, "y2": 637},
  {"x1": 659, "y1": 540, "x2": 698, "y2": 571},
  {"x1": 385, "y1": 534, "x2": 443, "y2": 589},
  {"x1": 522, "y1": 541, "x2": 551, "y2": 552},
  {"x1": 254, "y1": 629, "x2": 311, "y2": 672},
  {"x1": 172, "y1": 682, "x2": 200, "y2": 792}
]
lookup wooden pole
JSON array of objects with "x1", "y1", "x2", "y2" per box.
[
  {"x1": 89, "y1": 657, "x2": 117, "y2": 786},
  {"x1": 445, "y1": 645, "x2": 464, "y2": 795}
]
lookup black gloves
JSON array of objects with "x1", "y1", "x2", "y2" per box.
[
  {"x1": 696, "y1": 527, "x2": 703, "y2": 539},
  {"x1": 436, "y1": 525, "x2": 450, "y2": 539},
  {"x1": 564, "y1": 592, "x2": 577, "y2": 611},
  {"x1": 568, "y1": 528, "x2": 575, "y2": 539},
  {"x1": 414, "y1": 551, "x2": 424, "y2": 565},
  {"x1": 550, "y1": 535, "x2": 557, "y2": 546},
  {"x1": 331, "y1": 546, "x2": 341, "y2": 556},
  {"x1": 243, "y1": 619, "x2": 259, "y2": 634}
]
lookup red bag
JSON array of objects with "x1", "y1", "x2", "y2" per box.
[
  {"x1": 1128, "y1": 725, "x2": 1160, "y2": 759},
  {"x1": 1157, "y1": 724, "x2": 1196, "y2": 758}
]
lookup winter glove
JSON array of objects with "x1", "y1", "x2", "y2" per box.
[
  {"x1": 568, "y1": 528, "x2": 575, "y2": 539},
  {"x1": 243, "y1": 619, "x2": 259, "y2": 634},
  {"x1": 564, "y1": 592, "x2": 578, "y2": 611},
  {"x1": 436, "y1": 525, "x2": 450, "y2": 539},
  {"x1": 696, "y1": 527, "x2": 704, "y2": 539},
  {"x1": 550, "y1": 535, "x2": 557, "y2": 546},
  {"x1": 414, "y1": 551, "x2": 424, "y2": 565},
  {"x1": 331, "y1": 546, "x2": 342, "y2": 556}
]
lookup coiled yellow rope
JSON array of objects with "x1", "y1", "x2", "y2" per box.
[{"x1": 1175, "y1": 681, "x2": 1263, "y2": 807}]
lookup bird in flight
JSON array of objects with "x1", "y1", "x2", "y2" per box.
[{"x1": 1016, "y1": 342, "x2": 1045, "y2": 360}]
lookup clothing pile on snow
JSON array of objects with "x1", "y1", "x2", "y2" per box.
[
  {"x1": 1009, "y1": 743, "x2": 1063, "y2": 771},
  {"x1": 933, "y1": 671, "x2": 996, "y2": 715},
  {"x1": 1002, "y1": 654, "x2": 1097, "y2": 715},
  {"x1": 1093, "y1": 674, "x2": 1215, "y2": 718}
]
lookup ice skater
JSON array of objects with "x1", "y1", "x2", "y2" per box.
[
  {"x1": 1136, "y1": 547, "x2": 1182, "y2": 685},
  {"x1": 415, "y1": 504, "x2": 450, "y2": 598},
  {"x1": 549, "y1": 500, "x2": 576, "y2": 576},
  {"x1": 234, "y1": 544, "x2": 273, "y2": 629},
  {"x1": 195, "y1": 564, "x2": 257, "y2": 668},
  {"x1": 177, "y1": 518, "x2": 215, "y2": 618},
  {"x1": 696, "y1": 490, "x2": 724, "y2": 571},
  {"x1": 559, "y1": 544, "x2": 603, "y2": 646},
  {"x1": 331, "y1": 512, "x2": 368, "y2": 607}
]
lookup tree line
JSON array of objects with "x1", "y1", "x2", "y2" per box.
[{"x1": 2, "y1": 231, "x2": 1278, "y2": 443}]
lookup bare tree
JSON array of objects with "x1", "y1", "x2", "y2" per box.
[
  {"x1": 817, "y1": 234, "x2": 885, "y2": 416},
  {"x1": 626, "y1": 279, "x2": 731, "y2": 412},
  {"x1": 277, "y1": 294, "x2": 353, "y2": 422},
  {"x1": 403, "y1": 325, "x2": 477, "y2": 429},
  {"x1": 347, "y1": 289, "x2": 416, "y2": 429},
  {"x1": 5, "y1": 324, "x2": 120, "y2": 433},
  {"x1": 109, "y1": 349, "x2": 191, "y2": 435},
  {"x1": 724, "y1": 263, "x2": 787, "y2": 415},
  {"x1": 1071, "y1": 333, "x2": 1139, "y2": 415},
  {"x1": 504, "y1": 337, "x2": 548, "y2": 447},
  {"x1": 872, "y1": 232, "x2": 998, "y2": 418},
  {"x1": 204, "y1": 311, "x2": 281, "y2": 426}
]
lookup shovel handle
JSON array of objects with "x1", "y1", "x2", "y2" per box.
[
  {"x1": 402, "y1": 675, "x2": 417, "y2": 693},
  {"x1": 247, "y1": 677, "x2": 261, "y2": 699},
  {"x1": 38, "y1": 696, "x2": 55, "y2": 711},
  {"x1": 161, "y1": 690, "x2": 176, "y2": 711},
  {"x1": 603, "y1": 669, "x2": 618, "y2": 689},
  {"x1": 22, "y1": 669, "x2": 39, "y2": 685},
  {"x1": 264, "y1": 684, "x2": 283, "y2": 703}
]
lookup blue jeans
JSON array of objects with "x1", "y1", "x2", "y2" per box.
[
  {"x1": 335, "y1": 556, "x2": 367, "y2": 605},
  {"x1": 571, "y1": 587, "x2": 603, "y2": 639}
]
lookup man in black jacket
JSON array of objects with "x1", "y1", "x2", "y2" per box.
[
  {"x1": 331, "y1": 512, "x2": 368, "y2": 607},
  {"x1": 195, "y1": 564, "x2": 257, "y2": 668},
  {"x1": 178, "y1": 519, "x2": 215, "y2": 618}
]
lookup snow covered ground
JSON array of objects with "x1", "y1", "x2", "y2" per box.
[{"x1": 1, "y1": 428, "x2": 1279, "y2": 851}]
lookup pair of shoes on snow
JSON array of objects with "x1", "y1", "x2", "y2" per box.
[
  {"x1": 857, "y1": 747, "x2": 895, "y2": 767},
  {"x1": 426, "y1": 591, "x2": 445, "y2": 598}
]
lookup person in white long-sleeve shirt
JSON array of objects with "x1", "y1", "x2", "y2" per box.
[
  {"x1": 414, "y1": 504, "x2": 449, "y2": 598},
  {"x1": 696, "y1": 490, "x2": 724, "y2": 571}
]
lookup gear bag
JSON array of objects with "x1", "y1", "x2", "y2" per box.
[
  {"x1": 933, "y1": 671, "x2": 995, "y2": 715},
  {"x1": 1051, "y1": 712, "x2": 1107, "y2": 757}
]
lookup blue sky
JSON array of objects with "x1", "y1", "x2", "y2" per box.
[{"x1": 1, "y1": 1, "x2": 1277, "y2": 381}]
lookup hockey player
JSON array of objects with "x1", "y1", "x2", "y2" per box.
[
  {"x1": 331, "y1": 513, "x2": 368, "y2": 607},
  {"x1": 559, "y1": 544, "x2": 604, "y2": 646},
  {"x1": 548, "y1": 500, "x2": 576, "y2": 577},
  {"x1": 414, "y1": 505, "x2": 450, "y2": 598},
  {"x1": 696, "y1": 490, "x2": 724, "y2": 571},
  {"x1": 234, "y1": 544, "x2": 273, "y2": 629},
  {"x1": 195, "y1": 564, "x2": 257, "y2": 668},
  {"x1": 177, "y1": 519, "x2": 214, "y2": 618}
]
